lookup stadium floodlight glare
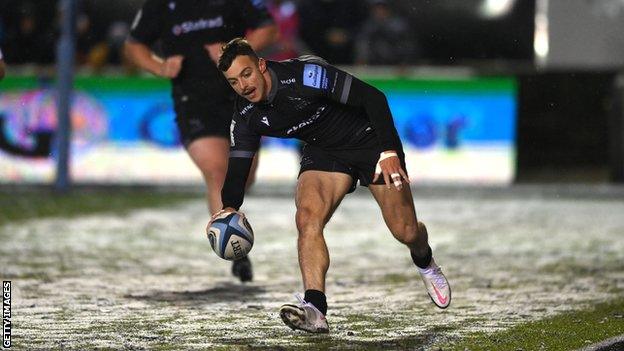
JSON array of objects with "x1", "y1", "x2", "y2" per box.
[
  {"x1": 479, "y1": 0, "x2": 516, "y2": 18},
  {"x1": 534, "y1": 0, "x2": 550, "y2": 67}
]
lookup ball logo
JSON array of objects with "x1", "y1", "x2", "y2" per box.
[{"x1": 231, "y1": 240, "x2": 243, "y2": 259}]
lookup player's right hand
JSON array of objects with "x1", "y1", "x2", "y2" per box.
[
  {"x1": 160, "y1": 55, "x2": 184, "y2": 78},
  {"x1": 207, "y1": 207, "x2": 239, "y2": 228},
  {"x1": 373, "y1": 150, "x2": 410, "y2": 191}
]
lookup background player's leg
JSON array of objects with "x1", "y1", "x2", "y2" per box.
[
  {"x1": 187, "y1": 136, "x2": 259, "y2": 214},
  {"x1": 187, "y1": 136, "x2": 257, "y2": 282},
  {"x1": 186, "y1": 136, "x2": 230, "y2": 214},
  {"x1": 295, "y1": 171, "x2": 352, "y2": 293}
]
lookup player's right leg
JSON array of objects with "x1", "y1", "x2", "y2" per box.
[{"x1": 279, "y1": 170, "x2": 352, "y2": 333}]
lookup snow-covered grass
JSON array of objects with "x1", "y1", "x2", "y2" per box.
[{"x1": 1, "y1": 187, "x2": 623, "y2": 349}]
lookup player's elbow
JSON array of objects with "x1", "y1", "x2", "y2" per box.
[
  {"x1": 249, "y1": 24, "x2": 279, "y2": 50},
  {"x1": 123, "y1": 40, "x2": 136, "y2": 61}
]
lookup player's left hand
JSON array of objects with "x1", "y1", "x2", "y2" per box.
[{"x1": 373, "y1": 150, "x2": 410, "y2": 191}]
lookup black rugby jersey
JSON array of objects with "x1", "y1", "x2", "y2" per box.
[
  {"x1": 129, "y1": 0, "x2": 273, "y2": 86},
  {"x1": 230, "y1": 56, "x2": 402, "y2": 153},
  {"x1": 222, "y1": 56, "x2": 402, "y2": 209}
]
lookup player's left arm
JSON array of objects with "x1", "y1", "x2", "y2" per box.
[
  {"x1": 206, "y1": 0, "x2": 277, "y2": 64},
  {"x1": 300, "y1": 61, "x2": 407, "y2": 189},
  {"x1": 246, "y1": 24, "x2": 278, "y2": 52},
  {"x1": 241, "y1": 0, "x2": 278, "y2": 51},
  {"x1": 345, "y1": 76, "x2": 408, "y2": 189}
]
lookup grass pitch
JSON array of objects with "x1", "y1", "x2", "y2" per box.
[{"x1": 1, "y1": 186, "x2": 623, "y2": 350}]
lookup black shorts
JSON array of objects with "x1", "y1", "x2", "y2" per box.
[
  {"x1": 172, "y1": 84, "x2": 235, "y2": 147},
  {"x1": 298, "y1": 143, "x2": 407, "y2": 193}
]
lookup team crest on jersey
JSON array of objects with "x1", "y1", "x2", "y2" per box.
[{"x1": 303, "y1": 64, "x2": 327, "y2": 90}]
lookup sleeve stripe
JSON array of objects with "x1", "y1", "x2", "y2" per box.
[
  {"x1": 340, "y1": 74, "x2": 353, "y2": 104},
  {"x1": 230, "y1": 151, "x2": 256, "y2": 158}
]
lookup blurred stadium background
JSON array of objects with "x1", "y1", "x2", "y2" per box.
[
  {"x1": 1, "y1": 0, "x2": 623, "y2": 187},
  {"x1": 1, "y1": 0, "x2": 624, "y2": 350}
]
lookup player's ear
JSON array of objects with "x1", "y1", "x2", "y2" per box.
[{"x1": 258, "y1": 58, "x2": 266, "y2": 73}]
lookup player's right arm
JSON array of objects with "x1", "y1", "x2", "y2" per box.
[
  {"x1": 124, "y1": 0, "x2": 183, "y2": 78},
  {"x1": 221, "y1": 113, "x2": 261, "y2": 211}
]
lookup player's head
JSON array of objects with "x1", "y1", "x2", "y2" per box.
[{"x1": 218, "y1": 38, "x2": 268, "y2": 103}]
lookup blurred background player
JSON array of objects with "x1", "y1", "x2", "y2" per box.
[
  {"x1": 124, "y1": 0, "x2": 278, "y2": 282},
  {"x1": 355, "y1": 0, "x2": 420, "y2": 67},
  {"x1": 261, "y1": 0, "x2": 308, "y2": 61},
  {"x1": 214, "y1": 38, "x2": 451, "y2": 333}
]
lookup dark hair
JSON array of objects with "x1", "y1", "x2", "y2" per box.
[{"x1": 217, "y1": 38, "x2": 259, "y2": 71}]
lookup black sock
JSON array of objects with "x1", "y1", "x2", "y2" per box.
[
  {"x1": 304, "y1": 289, "x2": 327, "y2": 315},
  {"x1": 411, "y1": 246, "x2": 432, "y2": 269}
]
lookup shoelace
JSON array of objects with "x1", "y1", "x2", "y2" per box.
[
  {"x1": 295, "y1": 293, "x2": 306, "y2": 305},
  {"x1": 422, "y1": 266, "x2": 448, "y2": 289},
  {"x1": 294, "y1": 293, "x2": 325, "y2": 319}
]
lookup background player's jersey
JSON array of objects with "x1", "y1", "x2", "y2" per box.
[
  {"x1": 230, "y1": 56, "x2": 402, "y2": 154},
  {"x1": 129, "y1": 0, "x2": 273, "y2": 86}
]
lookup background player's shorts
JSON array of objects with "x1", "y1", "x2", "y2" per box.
[
  {"x1": 298, "y1": 143, "x2": 407, "y2": 193},
  {"x1": 172, "y1": 84, "x2": 235, "y2": 147}
]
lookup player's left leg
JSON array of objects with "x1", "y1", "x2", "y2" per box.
[{"x1": 368, "y1": 184, "x2": 451, "y2": 308}]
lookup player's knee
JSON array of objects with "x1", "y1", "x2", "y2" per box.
[
  {"x1": 199, "y1": 164, "x2": 227, "y2": 182},
  {"x1": 295, "y1": 207, "x2": 324, "y2": 237},
  {"x1": 391, "y1": 220, "x2": 420, "y2": 245}
]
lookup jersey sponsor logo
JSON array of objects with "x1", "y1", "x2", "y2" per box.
[
  {"x1": 303, "y1": 64, "x2": 327, "y2": 90},
  {"x1": 260, "y1": 116, "x2": 270, "y2": 126},
  {"x1": 172, "y1": 16, "x2": 224, "y2": 36},
  {"x1": 286, "y1": 106, "x2": 325, "y2": 135},
  {"x1": 280, "y1": 78, "x2": 296, "y2": 85},
  {"x1": 240, "y1": 102, "x2": 254, "y2": 116}
]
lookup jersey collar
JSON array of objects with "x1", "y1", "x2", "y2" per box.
[{"x1": 265, "y1": 67, "x2": 279, "y2": 104}]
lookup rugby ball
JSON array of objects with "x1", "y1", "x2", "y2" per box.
[{"x1": 207, "y1": 211, "x2": 254, "y2": 260}]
